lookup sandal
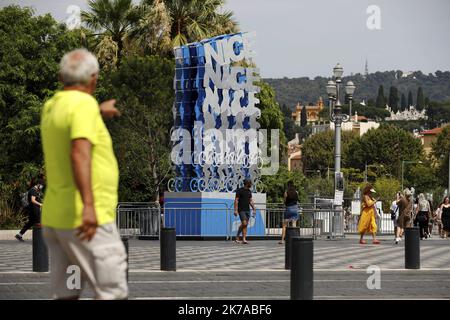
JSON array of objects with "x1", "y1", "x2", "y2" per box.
[
  {"x1": 242, "y1": 240, "x2": 249, "y2": 244},
  {"x1": 234, "y1": 239, "x2": 241, "y2": 244},
  {"x1": 359, "y1": 240, "x2": 367, "y2": 244},
  {"x1": 373, "y1": 240, "x2": 381, "y2": 244},
  {"x1": 278, "y1": 241, "x2": 284, "y2": 245}
]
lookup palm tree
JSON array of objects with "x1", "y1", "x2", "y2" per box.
[
  {"x1": 142, "y1": 0, "x2": 238, "y2": 47},
  {"x1": 81, "y1": 0, "x2": 141, "y2": 64},
  {"x1": 127, "y1": 0, "x2": 172, "y2": 56}
]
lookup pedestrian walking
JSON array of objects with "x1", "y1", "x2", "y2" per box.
[
  {"x1": 414, "y1": 193, "x2": 431, "y2": 240},
  {"x1": 389, "y1": 192, "x2": 401, "y2": 240},
  {"x1": 435, "y1": 202, "x2": 444, "y2": 238},
  {"x1": 440, "y1": 197, "x2": 450, "y2": 239},
  {"x1": 15, "y1": 181, "x2": 44, "y2": 241},
  {"x1": 344, "y1": 207, "x2": 352, "y2": 232},
  {"x1": 358, "y1": 184, "x2": 380, "y2": 244},
  {"x1": 234, "y1": 178, "x2": 256, "y2": 244},
  {"x1": 279, "y1": 181, "x2": 299, "y2": 245},
  {"x1": 40, "y1": 49, "x2": 127, "y2": 300},
  {"x1": 395, "y1": 188, "x2": 413, "y2": 244},
  {"x1": 427, "y1": 198, "x2": 435, "y2": 238}
]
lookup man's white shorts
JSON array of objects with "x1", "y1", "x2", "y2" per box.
[{"x1": 43, "y1": 223, "x2": 128, "y2": 300}]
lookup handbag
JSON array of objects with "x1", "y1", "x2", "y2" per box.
[{"x1": 390, "y1": 206, "x2": 399, "y2": 220}]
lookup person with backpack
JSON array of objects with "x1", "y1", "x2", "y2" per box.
[{"x1": 15, "y1": 181, "x2": 44, "y2": 241}]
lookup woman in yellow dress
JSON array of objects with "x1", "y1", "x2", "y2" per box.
[{"x1": 358, "y1": 184, "x2": 380, "y2": 244}]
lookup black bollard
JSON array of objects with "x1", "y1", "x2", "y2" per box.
[
  {"x1": 121, "y1": 236, "x2": 129, "y2": 281},
  {"x1": 160, "y1": 227, "x2": 176, "y2": 271},
  {"x1": 285, "y1": 226, "x2": 300, "y2": 270},
  {"x1": 290, "y1": 237, "x2": 313, "y2": 300},
  {"x1": 32, "y1": 224, "x2": 49, "y2": 272},
  {"x1": 405, "y1": 227, "x2": 420, "y2": 269}
]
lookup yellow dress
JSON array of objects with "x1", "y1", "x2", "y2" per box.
[{"x1": 358, "y1": 195, "x2": 377, "y2": 235}]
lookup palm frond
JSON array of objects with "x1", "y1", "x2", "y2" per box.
[{"x1": 172, "y1": 32, "x2": 187, "y2": 47}]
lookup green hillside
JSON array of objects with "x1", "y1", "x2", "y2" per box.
[{"x1": 265, "y1": 70, "x2": 450, "y2": 109}]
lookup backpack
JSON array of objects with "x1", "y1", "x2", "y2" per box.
[{"x1": 20, "y1": 191, "x2": 29, "y2": 208}]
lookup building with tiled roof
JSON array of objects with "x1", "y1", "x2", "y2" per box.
[
  {"x1": 291, "y1": 97, "x2": 325, "y2": 125},
  {"x1": 418, "y1": 126, "x2": 444, "y2": 155}
]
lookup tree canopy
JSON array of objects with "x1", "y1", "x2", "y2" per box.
[
  {"x1": 301, "y1": 130, "x2": 357, "y2": 172},
  {"x1": 347, "y1": 124, "x2": 424, "y2": 179},
  {"x1": 0, "y1": 6, "x2": 84, "y2": 184},
  {"x1": 97, "y1": 55, "x2": 175, "y2": 201},
  {"x1": 431, "y1": 125, "x2": 450, "y2": 189}
]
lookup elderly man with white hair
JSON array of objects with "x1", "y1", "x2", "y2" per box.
[{"x1": 40, "y1": 48, "x2": 127, "y2": 299}]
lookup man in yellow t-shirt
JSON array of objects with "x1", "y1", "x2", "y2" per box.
[{"x1": 41, "y1": 49, "x2": 127, "y2": 300}]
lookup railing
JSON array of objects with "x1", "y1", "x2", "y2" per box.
[
  {"x1": 343, "y1": 212, "x2": 395, "y2": 235},
  {"x1": 116, "y1": 201, "x2": 395, "y2": 238},
  {"x1": 116, "y1": 202, "x2": 161, "y2": 237},
  {"x1": 260, "y1": 205, "x2": 345, "y2": 239}
]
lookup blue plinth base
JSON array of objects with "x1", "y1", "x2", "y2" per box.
[{"x1": 164, "y1": 192, "x2": 267, "y2": 237}]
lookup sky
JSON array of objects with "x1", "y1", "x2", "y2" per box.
[{"x1": 2, "y1": 0, "x2": 450, "y2": 78}]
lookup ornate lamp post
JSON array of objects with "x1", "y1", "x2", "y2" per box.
[
  {"x1": 325, "y1": 64, "x2": 357, "y2": 238},
  {"x1": 326, "y1": 63, "x2": 356, "y2": 174},
  {"x1": 346, "y1": 81, "x2": 356, "y2": 121}
]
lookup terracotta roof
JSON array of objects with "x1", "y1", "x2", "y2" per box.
[
  {"x1": 355, "y1": 116, "x2": 368, "y2": 121},
  {"x1": 420, "y1": 127, "x2": 443, "y2": 135}
]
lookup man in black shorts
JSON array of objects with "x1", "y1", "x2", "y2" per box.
[{"x1": 234, "y1": 179, "x2": 256, "y2": 244}]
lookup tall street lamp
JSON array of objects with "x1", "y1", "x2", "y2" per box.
[
  {"x1": 326, "y1": 63, "x2": 356, "y2": 174},
  {"x1": 401, "y1": 160, "x2": 423, "y2": 190}
]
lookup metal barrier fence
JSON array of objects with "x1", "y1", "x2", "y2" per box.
[
  {"x1": 116, "y1": 201, "x2": 395, "y2": 238},
  {"x1": 343, "y1": 213, "x2": 395, "y2": 235},
  {"x1": 262, "y1": 205, "x2": 345, "y2": 239},
  {"x1": 116, "y1": 202, "x2": 161, "y2": 237}
]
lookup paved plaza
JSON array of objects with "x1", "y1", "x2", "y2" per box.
[{"x1": 1, "y1": 237, "x2": 450, "y2": 299}]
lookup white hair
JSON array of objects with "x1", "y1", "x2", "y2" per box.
[
  {"x1": 403, "y1": 188, "x2": 412, "y2": 197},
  {"x1": 59, "y1": 48, "x2": 99, "y2": 86}
]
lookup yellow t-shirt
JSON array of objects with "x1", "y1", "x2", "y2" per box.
[{"x1": 40, "y1": 90, "x2": 119, "y2": 229}]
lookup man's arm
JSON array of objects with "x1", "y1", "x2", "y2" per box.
[
  {"x1": 234, "y1": 195, "x2": 239, "y2": 216},
  {"x1": 30, "y1": 195, "x2": 42, "y2": 207},
  {"x1": 71, "y1": 138, "x2": 97, "y2": 241},
  {"x1": 99, "y1": 99, "x2": 120, "y2": 119}
]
